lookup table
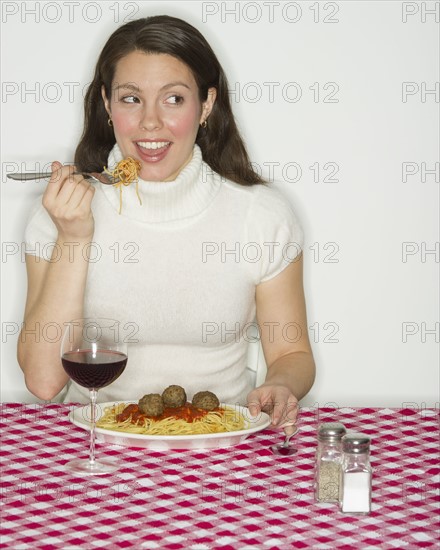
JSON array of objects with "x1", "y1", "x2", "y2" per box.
[{"x1": 1, "y1": 404, "x2": 439, "y2": 549}]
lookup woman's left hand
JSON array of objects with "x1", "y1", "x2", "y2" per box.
[{"x1": 247, "y1": 383, "x2": 299, "y2": 435}]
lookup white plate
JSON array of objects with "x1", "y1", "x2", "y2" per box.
[{"x1": 69, "y1": 401, "x2": 271, "y2": 450}]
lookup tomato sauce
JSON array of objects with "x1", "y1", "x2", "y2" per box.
[{"x1": 116, "y1": 402, "x2": 219, "y2": 425}]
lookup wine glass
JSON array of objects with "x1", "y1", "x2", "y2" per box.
[{"x1": 61, "y1": 317, "x2": 128, "y2": 475}]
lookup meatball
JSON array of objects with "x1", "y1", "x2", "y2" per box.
[
  {"x1": 162, "y1": 385, "x2": 187, "y2": 408},
  {"x1": 192, "y1": 391, "x2": 220, "y2": 411},
  {"x1": 138, "y1": 394, "x2": 164, "y2": 417}
]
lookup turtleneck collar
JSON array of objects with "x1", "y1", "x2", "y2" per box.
[{"x1": 99, "y1": 143, "x2": 221, "y2": 223}]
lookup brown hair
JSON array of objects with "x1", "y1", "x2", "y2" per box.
[{"x1": 75, "y1": 15, "x2": 264, "y2": 185}]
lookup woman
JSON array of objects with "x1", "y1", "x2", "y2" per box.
[{"x1": 17, "y1": 16, "x2": 315, "y2": 434}]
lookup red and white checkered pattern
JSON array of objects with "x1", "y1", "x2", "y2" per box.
[{"x1": 1, "y1": 404, "x2": 439, "y2": 549}]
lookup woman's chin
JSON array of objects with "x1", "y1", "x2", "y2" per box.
[{"x1": 139, "y1": 169, "x2": 172, "y2": 182}]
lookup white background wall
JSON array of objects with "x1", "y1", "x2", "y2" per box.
[{"x1": 1, "y1": 1, "x2": 439, "y2": 407}]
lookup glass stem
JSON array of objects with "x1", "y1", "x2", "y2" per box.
[{"x1": 89, "y1": 389, "x2": 97, "y2": 465}]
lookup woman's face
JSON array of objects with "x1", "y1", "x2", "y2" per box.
[{"x1": 102, "y1": 51, "x2": 216, "y2": 181}]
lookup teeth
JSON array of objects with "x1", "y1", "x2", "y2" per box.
[{"x1": 137, "y1": 141, "x2": 170, "y2": 150}]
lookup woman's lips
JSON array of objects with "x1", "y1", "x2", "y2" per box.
[{"x1": 135, "y1": 141, "x2": 171, "y2": 163}]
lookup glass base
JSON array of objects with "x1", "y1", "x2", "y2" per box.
[{"x1": 64, "y1": 458, "x2": 118, "y2": 475}]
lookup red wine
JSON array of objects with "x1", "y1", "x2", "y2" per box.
[{"x1": 61, "y1": 349, "x2": 127, "y2": 389}]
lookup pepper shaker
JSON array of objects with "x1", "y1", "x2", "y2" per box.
[
  {"x1": 314, "y1": 422, "x2": 346, "y2": 502},
  {"x1": 340, "y1": 433, "x2": 372, "y2": 514}
]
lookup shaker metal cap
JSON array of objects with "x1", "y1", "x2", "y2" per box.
[
  {"x1": 342, "y1": 433, "x2": 371, "y2": 453},
  {"x1": 318, "y1": 422, "x2": 346, "y2": 441}
]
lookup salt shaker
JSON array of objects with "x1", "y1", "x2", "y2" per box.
[
  {"x1": 340, "y1": 433, "x2": 372, "y2": 514},
  {"x1": 314, "y1": 422, "x2": 346, "y2": 502}
]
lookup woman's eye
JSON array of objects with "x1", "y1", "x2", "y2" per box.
[
  {"x1": 166, "y1": 95, "x2": 184, "y2": 105},
  {"x1": 121, "y1": 95, "x2": 139, "y2": 104}
]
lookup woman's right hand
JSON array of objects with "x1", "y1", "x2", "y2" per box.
[{"x1": 42, "y1": 161, "x2": 96, "y2": 242}]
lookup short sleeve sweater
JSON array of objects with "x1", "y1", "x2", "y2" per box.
[{"x1": 24, "y1": 144, "x2": 304, "y2": 405}]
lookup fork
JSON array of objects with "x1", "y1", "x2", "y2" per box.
[
  {"x1": 7, "y1": 171, "x2": 118, "y2": 185},
  {"x1": 270, "y1": 425, "x2": 298, "y2": 456}
]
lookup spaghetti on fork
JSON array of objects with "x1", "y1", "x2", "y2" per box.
[{"x1": 104, "y1": 157, "x2": 142, "y2": 214}]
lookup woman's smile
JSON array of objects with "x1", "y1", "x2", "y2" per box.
[{"x1": 135, "y1": 140, "x2": 172, "y2": 163}]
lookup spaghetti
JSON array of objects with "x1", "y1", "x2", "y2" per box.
[
  {"x1": 104, "y1": 157, "x2": 142, "y2": 214},
  {"x1": 96, "y1": 402, "x2": 247, "y2": 436}
]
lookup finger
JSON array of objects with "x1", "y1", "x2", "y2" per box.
[
  {"x1": 56, "y1": 173, "x2": 86, "y2": 205},
  {"x1": 271, "y1": 400, "x2": 286, "y2": 426},
  {"x1": 271, "y1": 396, "x2": 298, "y2": 426},
  {"x1": 74, "y1": 185, "x2": 95, "y2": 219},
  {"x1": 247, "y1": 401, "x2": 261, "y2": 418},
  {"x1": 246, "y1": 391, "x2": 262, "y2": 418},
  {"x1": 248, "y1": 388, "x2": 277, "y2": 416},
  {"x1": 280, "y1": 399, "x2": 299, "y2": 426},
  {"x1": 44, "y1": 164, "x2": 75, "y2": 201},
  {"x1": 69, "y1": 179, "x2": 94, "y2": 209},
  {"x1": 78, "y1": 182, "x2": 96, "y2": 210}
]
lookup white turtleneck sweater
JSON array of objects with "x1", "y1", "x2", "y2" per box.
[{"x1": 24, "y1": 145, "x2": 303, "y2": 405}]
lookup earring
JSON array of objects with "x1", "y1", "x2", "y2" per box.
[
  {"x1": 200, "y1": 119, "x2": 208, "y2": 129},
  {"x1": 108, "y1": 117, "x2": 113, "y2": 127}
]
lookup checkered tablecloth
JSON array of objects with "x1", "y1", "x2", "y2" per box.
[{"x1": 1, "y1": 404, "x2": 439, "y2": 549}]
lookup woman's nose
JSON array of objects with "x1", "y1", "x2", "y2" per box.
[{"x1": 139, "y1": 105, "x2": 162, "y2": 131}]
